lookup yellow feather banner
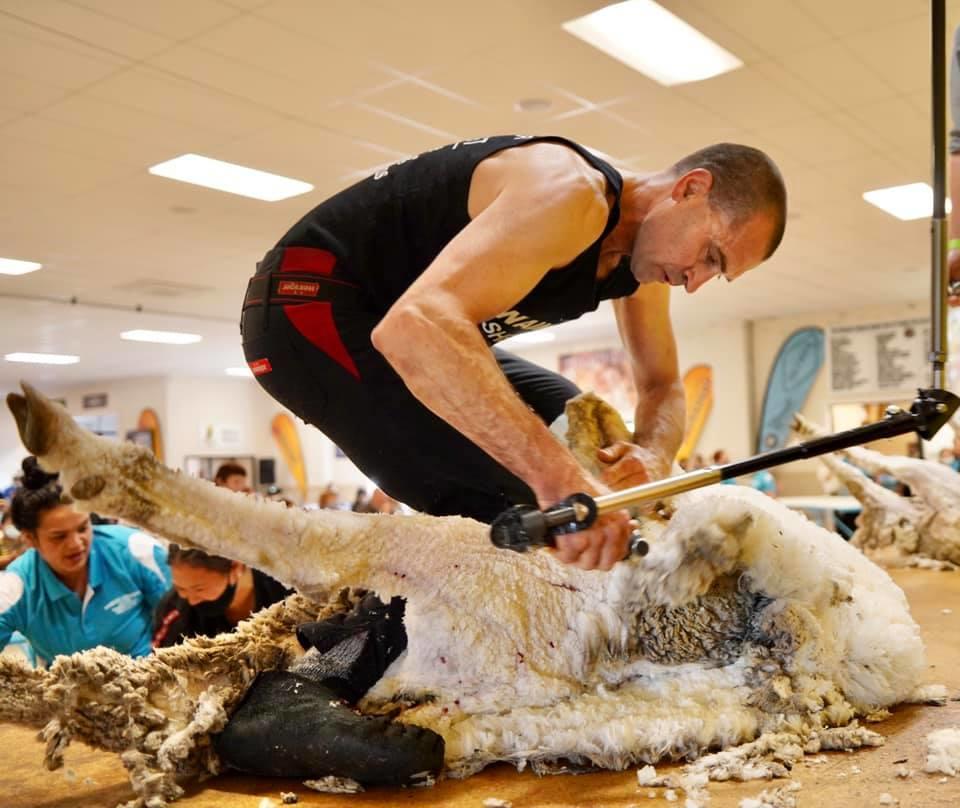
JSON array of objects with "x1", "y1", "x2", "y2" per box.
[
  {"x1": 676, "y1": 364, "x2": 713, "y2": 462},
  {"x1": 271, "y1": 413, "x2": 308, "y2": 500}
]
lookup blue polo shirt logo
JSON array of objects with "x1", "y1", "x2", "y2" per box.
[{"x1": 103, "y1": 591, "x2": 143, "y2": 615}]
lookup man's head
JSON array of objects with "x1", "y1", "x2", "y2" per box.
[
  {"x1": 214, "y1": 462, "x2": 248, "y2": 493},
  {"x1": 631, "y1": 143, "x2": 787, "y2": 293}
]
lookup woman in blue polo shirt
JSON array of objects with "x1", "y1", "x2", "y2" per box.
[{"x1": 0, "y1": 456, "x2": 171, "y2": 664}]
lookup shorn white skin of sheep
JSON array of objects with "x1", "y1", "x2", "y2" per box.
[
  {"x1": 0, "y1": 384, "x2": 929, "y2": 806},
  {"x1": 793, "y1": 413, "x2": 960, "y2": 567}
]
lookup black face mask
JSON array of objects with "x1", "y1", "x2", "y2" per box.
[{"x1": 192, "y1": 577, "x2": 237, "y2": 618}]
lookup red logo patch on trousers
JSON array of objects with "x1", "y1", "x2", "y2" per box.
[
  {"x1": 248, "y1": 358, "x2": 273, "y2": 376},
  {"x1": 277, "y1": 279, "x2": 320, "y2": 297}
]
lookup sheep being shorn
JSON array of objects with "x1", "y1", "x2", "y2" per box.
[
  {"x1": 793, "y1": 413, "x2": 960, "y2": 568},
  {"x1": 0, "y1": 385, "x2": 929, "y2": 806}
]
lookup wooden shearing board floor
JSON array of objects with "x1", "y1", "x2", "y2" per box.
[{"x1": 2, "y1": 568, "x2": 958, "y2": 808}]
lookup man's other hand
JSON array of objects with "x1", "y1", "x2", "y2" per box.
[
  {"x1": 597, "y1": 441, "x2": 664, "y2": 489},
  {"x1": 551, "y1": 508, "x2": 632, "y2": 571}
]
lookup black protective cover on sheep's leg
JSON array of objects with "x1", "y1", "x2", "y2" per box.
[{"x1": 214, "y1": 671, "x2": 444, "y2": 784}]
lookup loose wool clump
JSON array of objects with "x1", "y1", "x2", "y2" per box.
[
  {"x1": 924, "y1": 727, "x2": 960, "y2": 776},
  {"x1": 0, "y1": 386, "x2": 931, "y2": 807}
]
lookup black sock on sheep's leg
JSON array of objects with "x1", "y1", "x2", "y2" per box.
[{"x1": 214, "y1": 670, "x2": 444, "y2": 785}]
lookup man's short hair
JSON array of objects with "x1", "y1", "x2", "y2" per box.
[
  {"x1": 672, "y1": 143, "x2": 787, "y2": 259},
  {"x1": 214, "y1": 462, "x2": 247, "y2": 485}
]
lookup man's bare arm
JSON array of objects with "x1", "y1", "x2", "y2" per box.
[
  {"x1": 371, "y1": 153, "x2": 611, "y2": 507},
  {"x1": 607, "y1": 284, "x2": 685, "y2": 484}
]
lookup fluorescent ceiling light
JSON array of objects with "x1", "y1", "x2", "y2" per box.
[
  {"x1": 505, "y1": 331, "x2": 557, "y2": 346},
  {"x1": 225, "y1": 366, "x2": 254, "y2": 377},
  {"x1": 0, "y1": 257, "x2": 42, "y2": 275},
  {"x1": 148, "y1": 154, "x2": 313, "y2": 201},
  {"x1": 862, "y1": 182, "x2": 951, "y2": 220},
  {"x1": 562, "y1": 0, "x2": 742, "y2": 86},
  {"x1": 5, "y1": 352, "x2": 79, "y2": 365},
  {"x1": 121, "y1": 329, "x2": 202, "y2": 345}
]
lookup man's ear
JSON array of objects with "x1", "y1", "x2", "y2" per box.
[{"x1": 671, "y1": 168, "x2": 714, "y2": 201}]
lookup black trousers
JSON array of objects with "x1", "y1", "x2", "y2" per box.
[{"x1": 241, "y1": 280, "x2": 579, "y2": 522}]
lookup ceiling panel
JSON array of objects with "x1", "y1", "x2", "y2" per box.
[
  {"x1": 84, "y1": 65, "x2": 280, "y2": 136},
  {"x1": 0, "y1": 0, "x2": 173, "y2": 59},
  {"x1": 0, "y1": 0, "x2": 953, "y2": 384},
  {"x1": 0, "y1": 17, "x2": 127, "y2": 89},
  {"x1": 66, "y1": 0, "x2": 243, "y2": 40}
]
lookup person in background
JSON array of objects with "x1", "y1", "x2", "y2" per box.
[
  {"x1": 153, "y1": 545, "x2": 291, "y2": 648},
  {"x1": 712, "y1": 450, "x2": 738, "y2": 485},
  {"x1": 319, "y1": 484, "x2": 341, "y2": 510},
  {"x1": 952, "y1": 433, "x2": 960, "y2": 472},
  {"x1": 938, "y1": 447, "x2": 957, "y2": 467},
  {"x1": 0, "y1": 457, "x2": 170, "y2": 663},
  {"x1": 0, "y1": 508, "x2": 24, "y2": 570},
  {"x1": 352, "y1": 487, "x2": 374, "y2": 513},
  {"x1": 750, "y1": 469, "x2": 778, "y2": 497},
  {"x1": 214, "y1": 462, "x2": 250, "y2": 493}
]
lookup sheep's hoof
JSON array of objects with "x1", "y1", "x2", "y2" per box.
[{"x1": 214, "y1": 671, "x2": 444, "y2": 785}]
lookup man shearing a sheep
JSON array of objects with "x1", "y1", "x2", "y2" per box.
[{"x1": 241, "y1": 135, "x2": 787, "y2": 570}]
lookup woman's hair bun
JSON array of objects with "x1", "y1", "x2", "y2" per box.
[{"x1": 21, "y1": 456, "x2": 59, "y2": 491}]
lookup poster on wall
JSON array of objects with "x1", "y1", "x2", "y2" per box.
[
  {"x1": 827, "y1": 318, "x2": 929, "y2": 398},
  {"x1": 756, "y1": 327, "x2": 825, "y2": 453},
  {"x1": 558, "y1": 348, "x2": 637, "y2": 423}
]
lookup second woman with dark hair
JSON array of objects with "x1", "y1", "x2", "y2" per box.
[{"x1": 152, "y1": 545, "x2": 291, "y2": 648}]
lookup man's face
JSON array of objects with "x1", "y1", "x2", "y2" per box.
[{"x1": 630, "y1": 169, "x2": 776, "y2": 294}]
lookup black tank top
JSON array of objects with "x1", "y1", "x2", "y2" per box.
[{"x1": 276, "y1": 135, "x2": 639, "y2": 344}]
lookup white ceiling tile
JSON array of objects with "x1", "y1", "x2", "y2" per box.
[
  {"x1": 794, "y1": 0, "x2": 927, "y2": 36},
  {"x1": 256, "y1": 0, "x2": 490, "y2": 74},
  {"x1": 361, "y1": 81, "x2": 500, "y2": 142},
  {"x1": 35, "y1": 93, "x2": 230, "y2": 152},
  {"x1": 322, "y1": 101, "x2": 454, "y2": 157},
  {"x1": 840, "y1": 96, "x2": 927, "y2": 160},
  {"x1": 0, "y1": 133, "x2": 134, "y2": 195},
  {"x1": 67, "y1": 0, "x2": 243, "y2": 39},
  {"x1": 0, "y1": 0, "x2": 173, "y2": 59},
  {"x1": 759, "y1": 114, "x2": 874, "y2": 166},
  {"x1": 211, "y1": 120, "x2": 401, "y2": 190},
  {"x1": 191, "y1": 14, "x2": 394, "y2": 101},
  {"x1": 86, "y1": 66, "x2": 280, "y2": 136},
  {"x1": 0, "y1": 115, "x2": 174, "y2": 169},
  {"x1": 681, "y1": 0, "x2": 832, "y2": 57},
  {"x1": 845, "y1": 16, "x2": 930, "y2": 95},
  {"x1": 0, "y1": 21, "x2": 127, "y2": 89},
  {"x1": 0, "y1": 73, "x2": 70, "y2": 112},
  {"x1": 675, "y1": 62, "x2": 821, "y2": 131},
  {"x1": 776, "y1": 41, "x2": 900, "y2": 110}
]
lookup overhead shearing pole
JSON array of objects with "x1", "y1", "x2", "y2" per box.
[{"x1": 931, "y1": 0, "x2": 950, "y2": 389}]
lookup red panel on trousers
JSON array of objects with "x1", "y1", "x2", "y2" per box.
[
  {"x1": 283, "y1": 302, "x2": 360, "y2": 380},
  {"x1": 279, "y1": 247, "x2": 336, "y2": 275}
]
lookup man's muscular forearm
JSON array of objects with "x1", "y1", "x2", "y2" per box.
[
  {"x1": 631, "y1": 379, "x2": 685, "y2": 479},
  {"x1": 373, "y1": 306, "x2": 600, "y2": 507}
]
